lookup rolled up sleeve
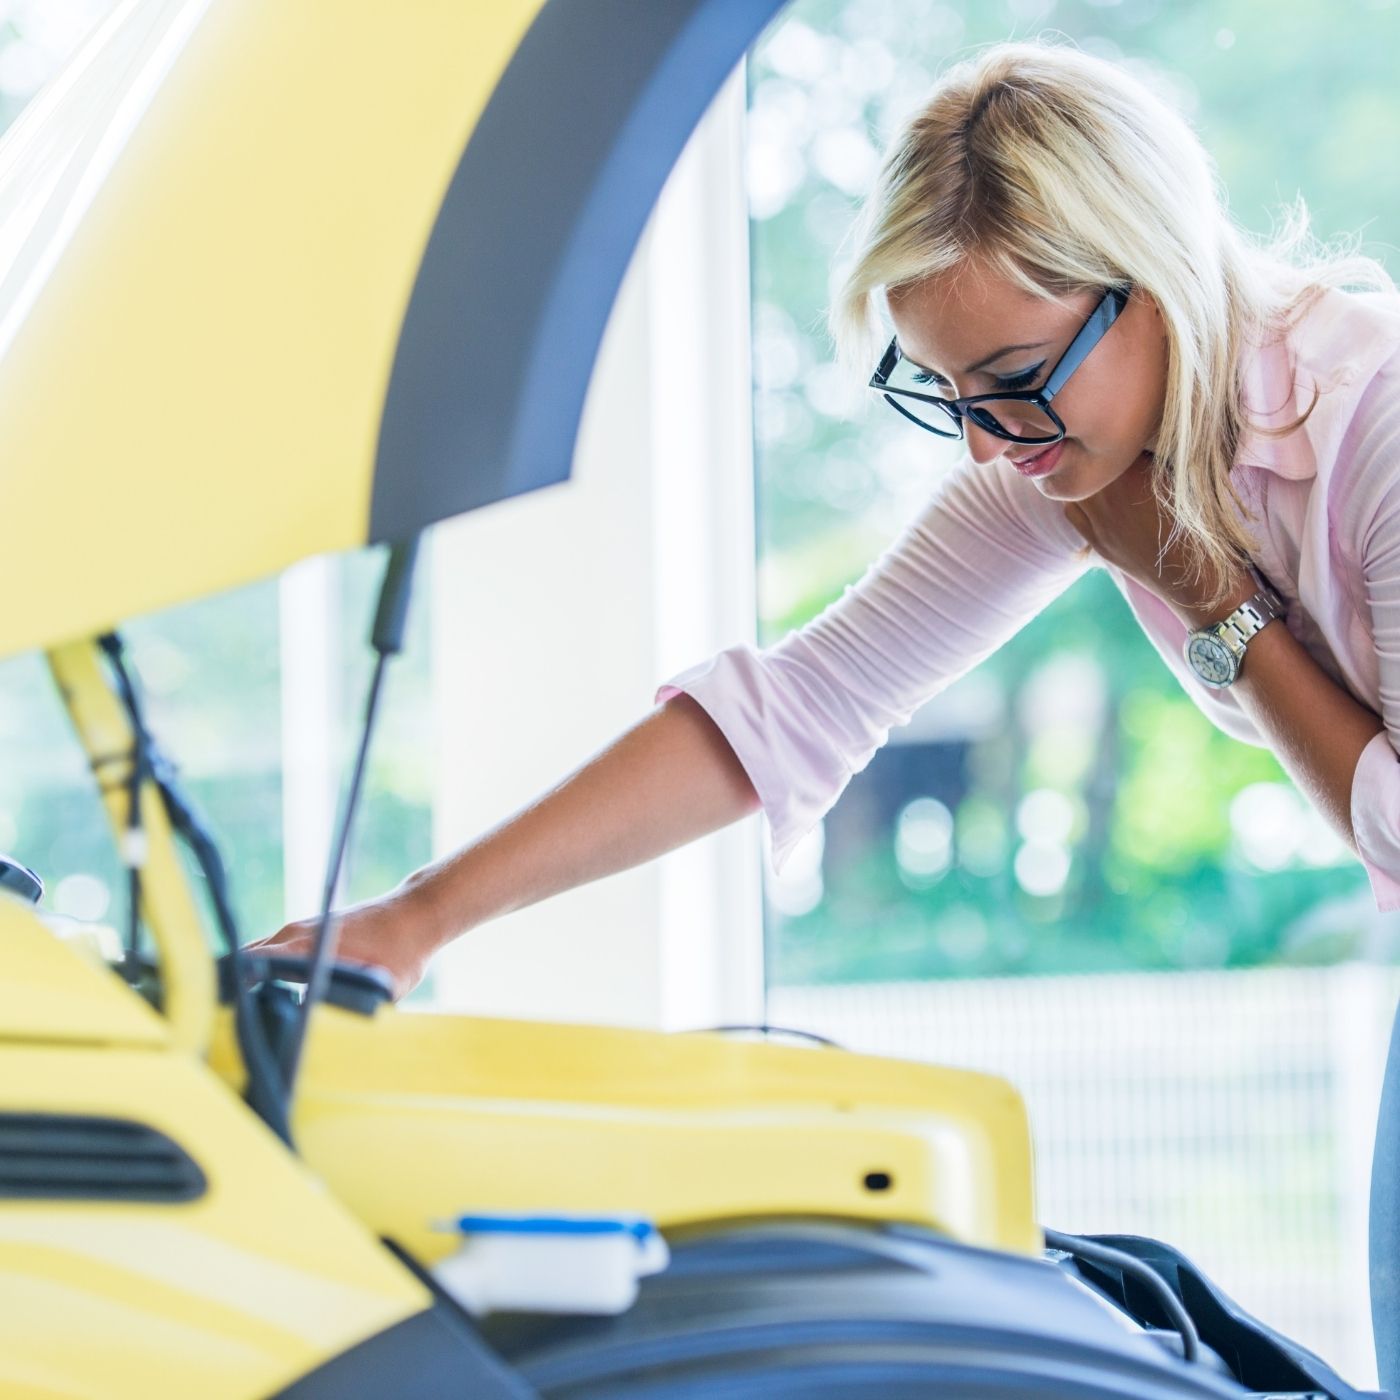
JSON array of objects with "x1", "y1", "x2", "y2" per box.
[
  {"x1": 655, "y1": 639, "x2": 867, "y2": 873},
  {"x1": 1351, "y1": 725, "x2": 1400, "y2": 911},
  {"x1": 1351, "y1": 372, "x2": 1400, "y2": 909},
  {"x1": 654, "y1": 454, "x2": 1092, "y2": 873}
]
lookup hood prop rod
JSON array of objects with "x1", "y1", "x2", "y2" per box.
[{"x1": 276, "y1": 537, "x2": 421, "y2": 1128}]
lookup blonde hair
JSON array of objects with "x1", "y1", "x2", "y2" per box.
[{"x1": 832, "y1": 40, "x2": 1394, "y2": 608}]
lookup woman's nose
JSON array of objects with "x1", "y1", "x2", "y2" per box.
[{"x1": 963, "y1": 419, "x2": 1007, "y2": 466}]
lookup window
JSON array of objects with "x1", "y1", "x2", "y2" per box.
[{"x1": 747, "y1": 2, "x2": 1400, "y2": 1381}]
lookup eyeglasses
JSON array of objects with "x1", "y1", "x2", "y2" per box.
[{"x1": 868, "y1": 284, "x2": 1131, "y2": 444}]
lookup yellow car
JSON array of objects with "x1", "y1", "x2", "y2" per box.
[{"x1": 0, "y1": 3, "x2": 1386, "y2": 1396}]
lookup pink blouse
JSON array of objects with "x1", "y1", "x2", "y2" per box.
[{"x1": 655, "y1": 286, "x2": 1400, "y2": 912}]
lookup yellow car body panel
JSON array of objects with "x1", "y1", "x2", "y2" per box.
[
  {"x1": 209, "y1": 1002, "x2": 1043, "y2": 1263},
  {"x1": 0, "y1": 0, "x2": 544, "y2": 657},
  {"x1": 0, "y1": 896, "x2": 167, "y2": 1048},
  {"x1": 0, "y1": 1033, "x2": 430, "y2": 1400}
]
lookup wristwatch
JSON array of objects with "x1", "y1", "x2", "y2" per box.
[{"x1": 1182, "y1": 563, "x2": 1286, "y2": 690}]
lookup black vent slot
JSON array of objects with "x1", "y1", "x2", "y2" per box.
[{"x1": 0, "y1": 1113, "x2": 206, "y2": 1202}]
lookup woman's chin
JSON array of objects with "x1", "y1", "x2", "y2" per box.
[
  {"x1": 1026, "y1": 446, "x2": 1119, "y2": 502},
  {"x1": 1028, "y1": 462, "x2": 1080, "y2": 500}
]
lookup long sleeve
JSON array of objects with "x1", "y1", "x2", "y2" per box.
[
  {"x1": 1348, "y1": 379, "x2": 1400, "y2": 911},
  {"x1": 655, "y1": 453, "x2": 1093, "y2": 872}
]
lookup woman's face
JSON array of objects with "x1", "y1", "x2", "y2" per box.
[{"x1": 884, "y1": 263, "x2": 1168, "y2": 503}]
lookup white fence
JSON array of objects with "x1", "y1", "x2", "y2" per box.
[{"x1": 771, "y1": 963, "x2": 1400, "y2": 1388}]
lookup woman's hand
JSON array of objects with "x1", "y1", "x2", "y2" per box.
[
  {"x1": 243, "y1": 886, "x2": 442, "y2": 1002},
  {"x1": 1059, "y1": 450, "x2": 1253, "y2": 627}
]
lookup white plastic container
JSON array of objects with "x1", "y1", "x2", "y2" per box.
[{"x1": 432, "y1": 1211, "x2": 670, "y2": 1317}]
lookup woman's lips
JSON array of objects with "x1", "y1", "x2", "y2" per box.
[{"x1": 1008, "y1": 439, "x2": 1065, "y2": 478}]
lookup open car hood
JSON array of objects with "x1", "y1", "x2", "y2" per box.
[{"x1": 0, "y1": 0, "x2": 783, "y2": 658}]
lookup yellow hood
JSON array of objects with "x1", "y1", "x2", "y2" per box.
[{"x1": 0, "y1": 0, "x2": 782, "y2": 657}]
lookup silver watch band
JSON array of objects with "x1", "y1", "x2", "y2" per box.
[
  {"x1": 1214, "y1": 590, "x2": 1283, "y2": 649},
  {"x1": 1210, "y1": 564, "x2": 1285, "y2": 659}
]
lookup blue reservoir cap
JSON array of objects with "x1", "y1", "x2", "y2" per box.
[{"x1": 452, "y1": 1213, "x2": 656, "y2": 1242}]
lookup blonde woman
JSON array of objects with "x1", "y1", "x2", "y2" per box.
[
  {"x1": 256, "y1": 37, "x2": 1400, "y2": 989},
  {"x1": 252, "y1": 37, "x2": 1400, "y2": 1365}
]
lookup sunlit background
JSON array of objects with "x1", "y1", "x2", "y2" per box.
[{"x1": 4, "y1": 0, "x2": 1399, "y2": 1383}]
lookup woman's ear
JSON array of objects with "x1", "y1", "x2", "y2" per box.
[{"x1": 1135, "y1": 287, "x2": 1168, "y2": 341}]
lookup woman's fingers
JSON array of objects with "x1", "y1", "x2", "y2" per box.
[
  {"x1": 243, "y1": 921, "x2": 314, "y2": 956},
  {"x1": 243, "y1": 911, "x2": 421, "y2": 1002}
]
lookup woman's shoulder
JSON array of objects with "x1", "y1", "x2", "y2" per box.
[
  {"x1": 1240, "y1": 285, "x2": 1400, "y2": 487},
  {"x1": 1293, "y1": 288, "x2": 1400, "y2": 555},
  {"x1": 1288, "y1": 284, "x2": 1400, "y2": 382}
]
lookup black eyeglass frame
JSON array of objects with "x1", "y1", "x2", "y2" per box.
[{"x1": 868, "y1": 283, "x2": 1132, "y2": 444}]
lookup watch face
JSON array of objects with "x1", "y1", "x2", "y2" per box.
[{"x1": 1187, "y1": 634, "x2": 1235, "y2": 686}]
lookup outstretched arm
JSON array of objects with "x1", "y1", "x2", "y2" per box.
[{"x1": 248, "y1": 693, "x2": 761, "y2": 997}]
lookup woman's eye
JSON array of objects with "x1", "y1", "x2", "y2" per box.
[
  {"x1": 909, "y1": 369, "x2": 955, "y2": 396},
  {"x1": 996, "y1": 363, "x2": 1045, "y2": 392},
  {"x1": 906, "y1": 361, "x2": 1042, "y2": 394}
]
